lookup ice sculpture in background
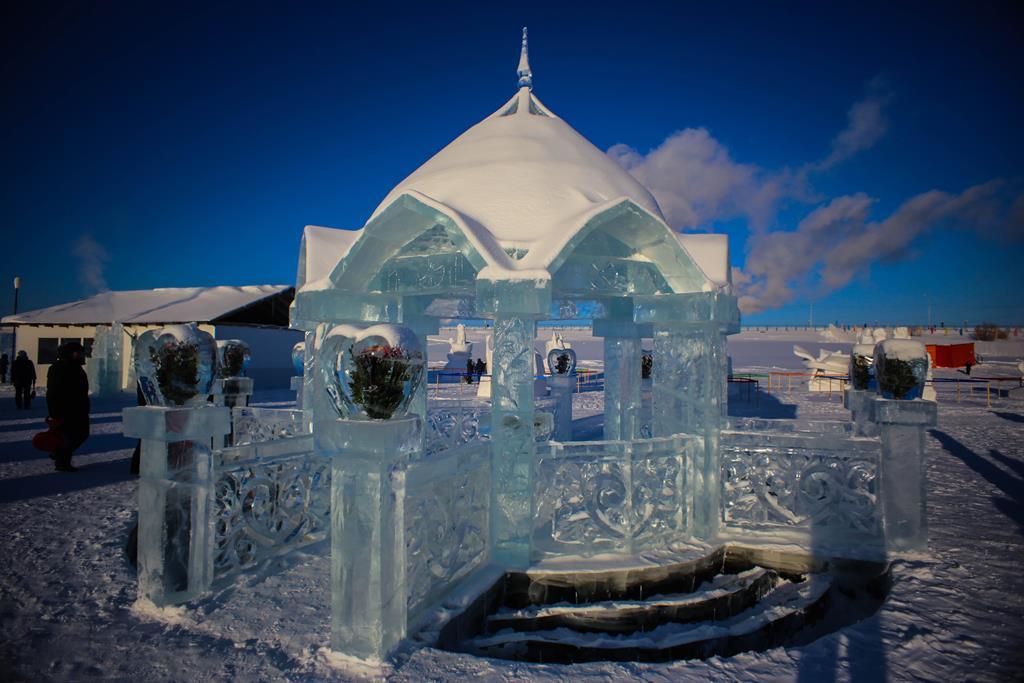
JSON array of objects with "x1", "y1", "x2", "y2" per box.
[
  {"x1": 440, "y1": 323, "x2": 474, "y2": 383},
  {"x1": 793, "y1": 344, "x2": 850, "y2": 392},
  {"x1": 86, "y1": 322, "x2": 125, "y2": 396},
  {"x1": 543, "y1": 331, "x2": 571, "y2": 365},
  {"x1": 545, "y1": 344, "x2": 576, "y2": 441}
]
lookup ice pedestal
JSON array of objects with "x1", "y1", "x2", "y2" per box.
[
  {"x1": 212, "y1": 377, "x2": 253, "y2": 408},
  {"x1": 872, "y1": 398, "x2": 936, "y2": 551},
  {"x1": 87, "y1": 323, "x2": 125, "y2": 396},
  {"x1": 844, "y1": 388, "x2": 879, "y2": 437},
  {"x1": 123, "y1": 405, "x2": 230, "y2": 606},
  {"x1": 316, "y1": 416, "x2": 421, "y2": 662},
  {"x1": 547, "y1": 374, "x2": 574, "y2": 441}
]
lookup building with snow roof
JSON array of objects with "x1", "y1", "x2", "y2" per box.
[{"x1": 2, "y1": 285, "x2": 300, "y2": 390}]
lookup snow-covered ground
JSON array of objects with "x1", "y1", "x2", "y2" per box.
[{"x1": 2, "y1": 329, "x2": 1023, "y2": 681}]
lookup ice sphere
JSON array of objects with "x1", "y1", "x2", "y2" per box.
[
  {"x1": 134, "y1": 324, "x2": 217, "y2": 407},
  {"x1": 874, "y1": 339, "x2": 928, "y2": 400},
  {"x1": 216, "y1": 339, "x2": 251, "y2": 378},
  {"x1": 319, "y1": 323, "x2": 424, "y2": 420},
  {"x1": 546, "y1": 347, "x2": 577, "y2": 375},
  {"x1": 291, "y1": 342, "x2": 305, "y2": 376}
]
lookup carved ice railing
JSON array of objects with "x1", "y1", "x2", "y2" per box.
[
  {"x1": 404, "y1": 441, "x2": 491, "y2": 623},
  {"x1": 721, "y1": 421, "x2": 882, "y2": 547},
  {"x1": 231, "y1": 407, "x2": 308, "y2": 445},
  {"x1": 532, "y1": 434, "x2": 702, "y2": 559},
  {"x1": 212, "y1": 429, "x2": 328, "y2": 580},
  {"x1": 424, "y1": 401, "x2": 490, "y2": 457},
  {"x1": 127, "y1": 406, "x2": 323, "y2": 605}
]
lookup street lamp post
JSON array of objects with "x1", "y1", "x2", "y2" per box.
[{"x1": 11, "y1": 276, "x2": 20, "y2": 366}]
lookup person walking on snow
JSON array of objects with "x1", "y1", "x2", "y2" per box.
[
  {"x1": 46, "y1": 342, "x2": 90, "y2": 472},
  {"x1": 0, "y1": 352, "x2": 8, "y2": 383},
  {"x1": 11, "y1": 350, "x2": 35, "y2": 409}
]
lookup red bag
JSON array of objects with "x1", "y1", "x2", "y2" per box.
[{"x1": 32, "y1": 418, "x2": 65, "y2": 453}]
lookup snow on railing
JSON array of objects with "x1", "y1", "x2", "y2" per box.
[
  {"x1": 721, "y1": 421, "x2": 882, "y2": 546},
  {"x1": 531, "y1": 433, "x2": 703, "y2": 559}
]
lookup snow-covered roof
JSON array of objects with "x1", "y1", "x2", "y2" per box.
[
  {"x1": 2, "y1": 285, "x2": 291, "y2": 325},
  {"x1": 302, "y1": 35, "x2": 722, "y2": 296},
  {"x1": 673, "y1": 234, "x2": 731, "y2": 290},
  {"x1": 297, "y1": 225, "x2": 362, "y2": 290},
  {"x1": 370, "y1": 86, "x2": 666, "y2": 257}
]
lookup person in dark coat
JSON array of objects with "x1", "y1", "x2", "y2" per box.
[
  {"x1": 474, "y1": 357, "x2": 486, "y2": 381},
  {"x1": 465, "y1": 358, "x2": 474, "y2": 384},
  {"x1": 11, "y1": 350, "x2": 35, "y2": 409},
  {"x1": 46, "y1": 342, "x2": 90, "y2": 472},
  {"x1": 0, "y1": 352, "x2": 8, "y2": 383}
]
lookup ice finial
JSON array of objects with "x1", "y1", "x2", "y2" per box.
[{"x1": 517, "y1": 26, "x2": 533, "y2": 90}]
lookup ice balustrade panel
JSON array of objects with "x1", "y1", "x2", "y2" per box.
[
  {"x1": 404, "y1": 443, "x2": 491, "y2": 621},
  {"x1": 211, "y1": 434, "x2": 329, "y2": 579},
  {"x1": 231, "y1": 407, "x2": 310, "y2": 445},
  {"x1": 721, "y1": 430, "x2": 882, "y2": 537},
  {"x1": 423, "y1": 401, "x2": 490, "y2": 457},
  {"x1": 532, "y1": 435, "x2": 699, "y2": 558}
]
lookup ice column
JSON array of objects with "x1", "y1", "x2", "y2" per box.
[
  {"x1": 872, "y1": 398, "x2": 936, "y2": 551},
  {"x1": 318, "y1": 416, "x2": 420, "y2": 661},
  {"x1": 594, "y1": 318, "x2": 650, "y2": 441},
  {"x1": 490, "y1": 315, "x2": 537, "y2": 567},
  {"x1": 651, "y1": 324, "x2": 724, "y2": 539},
  {"x1": 122, "y1": 405, "x2": 230, "y2": 606}
]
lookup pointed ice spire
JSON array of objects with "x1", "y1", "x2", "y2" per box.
[{"x1": 517, "y1": 26, "x2": 533, "y2": 90}]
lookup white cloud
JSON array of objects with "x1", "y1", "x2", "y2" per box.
[
  {"x1": 608, "y1": 77, "x2": 1022, "y2": 314},
  {"x1": 735, "y1": 180, "x2": 1024, "y2": 313},
  {"x1": 73, "y1": 234, "x2": 111, "y2": 293},
  {"x1": 811, "y1": 79, "x2": 893, "y2": 171},
  {"x1": 608, "y1": 128, "x2": 808, "y2": 230}
]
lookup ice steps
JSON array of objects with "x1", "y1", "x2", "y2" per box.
[
  {"x1": 485, "y1": 567, "x2": 778, "y2": 635},
  {"x1": 471, "y1": 574, "x2": 832, "y2": 663}
]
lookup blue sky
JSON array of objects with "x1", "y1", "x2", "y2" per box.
[{"x1": 2, "y1": 1, "x2": 1021, "y2": 325}]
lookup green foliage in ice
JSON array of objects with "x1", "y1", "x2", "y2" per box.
[
  {"x1": 349, "y1": 344, "x2": 415, "y2": 419},
  {"x1": 150, "y1": 341, "x2": 200, "y2": 406}
]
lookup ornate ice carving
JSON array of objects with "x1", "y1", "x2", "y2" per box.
[
  {"x1": 212, "y1": 453, "x2": 330, "y2": 577},
  {"x1": 722, "y1": 441, "x2": 880, "y2": 534},
  {"x1": 231, "y1": 408, "x2": 308, "y2": 445},
  {"x1": 532, "y1": 436, "x2": 694, "y2": 557},
  {"x1": 424, "y1": 405, "x2": 489, "y2": 456},
  {"x1": 405, "y1": 452, "x2": 490, "y2": 618}
]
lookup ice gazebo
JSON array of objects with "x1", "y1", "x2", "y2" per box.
[
  {"x1": 127, "y1": 29, "x2": 935, "y2": 668},
  {"x1": 289, "y1": 30, "x2": 739, "y2": 659}
]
